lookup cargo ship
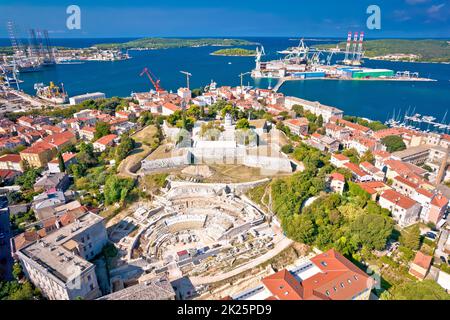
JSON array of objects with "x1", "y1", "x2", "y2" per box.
[{"x1": 34, "y1": 82, "x2": 68, "y2": 104}]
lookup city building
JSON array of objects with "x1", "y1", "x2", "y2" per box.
[
  {"x1": 409, "y1": 251, "x2": 432, "y2": 280},
  {"x1": 284, "y1": 118, "x2": 309, "y2": 137},
  {"x1": 223, "y1": 249, "x2": 374, "y2": 300},
  {"x1": 34, "y1": 172, "x2": 71, "y2": 192},
  {"x1": 16, "y1": 211, "x2": 108, "y2": 300},
  {"x1": 47, "y1": 153, "x2": 77, "y2": 173},
  {"x1": 93, "y1": 134, "x2": 118, "y2": 152},
  {"x1": 0, "y1": 154, "x2": 23, "y2": 172},
  {"x1": 330, "y1": 153, "x2": 350, "y2": 168},
  {"x1": 98, "y1": 275, "x2": 176, "y2": 300},
  {"x1": 329, "y1": 172, "x2": 345, "y2": 194},
  {"x1": 284, "y1": 96, "x2": 344, "y2": 123},
  {"x1": 379, "y1": 189, "x2": 421, "y2": 227},
  {"x1": 69, "y1": 92, "x2": 106, "y2": 105},
  {"x1": 391, "y1": 145, "x2": 430, "y2": 165}
]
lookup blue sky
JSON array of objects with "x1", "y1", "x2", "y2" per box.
[{"x1": 0, "y1": 0, "x2": 449, "y2": 38}]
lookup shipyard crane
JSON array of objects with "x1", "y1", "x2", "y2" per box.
[
  {"x1": 326, "y1": 51, "x2": 335, "y2": 66},
  {"x1": 140, "y1": 67, "x2": 164, "y2": 92},
  {"x1": 180, "y1": 71, "x2": 192, "y2": 90},
  {"x1": 238, "y1": 72, "x2": 251, "y2": 97}
]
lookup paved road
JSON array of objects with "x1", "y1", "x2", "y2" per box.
[
  {"x1": 190, "y1": 237, "x2": 293, "y2": 286},
  {"x1": 0, "y1": 207, "x2": 13, "y2": 281}
]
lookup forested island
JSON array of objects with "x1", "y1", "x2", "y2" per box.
[
  {"x1": 94, "y1": 38, "x2": 258, "y2": 50},
  {"x1": 318, "y1": 39, "x2": 450, "y2": 63},
  {"x1": 211, "y1": 48, "x2": 256, "y2": 56}
]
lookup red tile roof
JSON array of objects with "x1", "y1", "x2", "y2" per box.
[
  {"x1": 95, "y1": 134, "x2": 117, "y2": 146},
  {"x1": 49, "y1": 152, "x2": 77, "y2": 164},
  {"x1": 163, "y1": 102, "x2": 180, "y2": 112},
  {"x1": 286, "y1": 118, "x2": 308, "y2": 127},
  {"x1": 42, "y1": 131, "x2": 76, "y2": 148},
  {"x1": 431, "y1": 194, "x2": 448, "y2": 208},
  {"x1": 262, "y1": 269, "x2": 304, "y2": 300},
  {"x1": 332, "y1": 153, "x2": 349, "y2": 161},
  {"x1": 0, "y1": 154, "x2": 22, "y2": 163},
  {"x1": 394, "y1": 175, "x2": 419, "y2": 189},
  {"x1": 303, "y1": 249, "x2": 374, "y2": 300},
  {"x1": 330, "y1": 172, "x2": 345, "y2": 182},
  {"x1": 412, "y1": 251, "x2": 432, "y2": 270},
  {"x1": 344, "y1": 162, "x2": 369, "y2": 178},
  {"x1": 381, "y1": 189, "x2": 417, "y2": 209}
]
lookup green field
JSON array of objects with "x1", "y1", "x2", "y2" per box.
[
  {"x1": 318, "y1": 39, "x2": 450, "y2": 63},
  {"x1": 94, "y1": 38, "x2": 257, "y2": 50}
]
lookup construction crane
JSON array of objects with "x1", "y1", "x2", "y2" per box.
[
  {"x1": 238, "y1": 72, "x2": 251, "y2": 97},
  {"x1": 140, "y1": 67, "x2": 164, "y2": 92},
  {"x1": 180, "y1": 71, "x2": 192, "y2": 90}
]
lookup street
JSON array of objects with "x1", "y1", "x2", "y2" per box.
[{"x1": 0, "y1": 205, "x2": 13, "y2": 281}]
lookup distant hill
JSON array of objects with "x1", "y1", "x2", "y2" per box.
[
  {"x1": 317, "y1": 39, "x2": 450, "y2": 63},
  {"x1": 94, "y1": 38, "x2": 258, "y2": 50},
  {"x1": 211, "y1": 48, "x2": 256, "y2": 56}
]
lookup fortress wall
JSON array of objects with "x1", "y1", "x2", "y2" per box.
[{"x1": 141, "y1": 152, "x2": 191, "y2": 172}]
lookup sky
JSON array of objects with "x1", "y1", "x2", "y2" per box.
[{"x1": 0, "y1": 0, "x2": 449, "y2": 38}]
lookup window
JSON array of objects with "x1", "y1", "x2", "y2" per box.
[
  {"x1": 340, "y1": 282, "x2": 344, "y2": 288},
  {"x1": 321, "y1": 261, "x2": 328, "y2": 267},
  {"x1": 325, "y1": 290, "x2": 330, "y2": 296},
  {"x1": 354, "y1": 275, "x2": 358, "y2": 280}
]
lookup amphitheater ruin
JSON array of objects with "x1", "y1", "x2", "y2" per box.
[{"x1": 125, "y1": 178, "x2": 286, "y2": 281}]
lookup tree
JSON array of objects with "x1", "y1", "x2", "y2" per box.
[
  {"x1": 12, "y1": 262, "x2": 23, "y2": 280},
  {"x1": 115, "y1": 135, "x2": 136, "y2": 162},
  {"x1": 342, "y1": 149, "x2": 360, "y2": 164},
  {"x1": 103, "y1": 175, "x2": 135, "y2": 205},
  {"x1": 284, "y1": 215, "x2": 316, "y2": 244},
  {"x1": 360, "y1": 150, "x2": 375, "y2": 164},
  {"x1": 351, "y1": 214, "x2": 393, "y2": 250},
  {"x1": 400, "y1": 225, "x2": 421, "y2": 250},
  {"x1": 94, "y1": 121, "x2": 111, "y2": 140},
  {"x1": 15, "y1": 167, "x2": 40, "y2": 190},
  {"x1": 77, "y1": 143, "x2": 97, "y2": 167},
  {"x1": 381, "y1": 280, "x2": 450, "y2": 300},
  {"x1": 381, "y1": 135, "x2": 406, "y2": 153},
  {"x1": 281, "y1": 144, "x2": 294, "y2": 154},
  {"x1": 235, "y1": 118, "x2": 250, "y2": 130},
  {"x1": 316, "y1": 115, "x2": 323, "y2": 128},
  {"x1": 186, "y1": 105, "x2": 201, "y2": 119},
  {"x1": 57, "y1": 152, "x2": 66, "y2": 173},
  {"x1": 292, "y1": 105, "x2": 304, "y2": 117}
]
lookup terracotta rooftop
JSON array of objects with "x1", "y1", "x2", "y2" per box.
[
  {"x1": 286, "y1": 118, "x2": 309, "y2": 127},
  {"x1": 330, "y1": 172, "x2": 345, "y2": 182},
  {"x1": 380, "y1": 189, "x2": 417, "y2": 209},
  {"x1": 412, "y1": 251, "x2": 432, "y2": 270},
  {"x1": 262, "y1": 269, "x2": 304, "y2": 300},
  {"x1": 344, "y1": 162, "x2": 369, "y2": 178},
  {"x1": 431, "y1": 194, "x2": 449, "y2": 208},
  {"x1": 95, "y1": 134, "x2": 117, "y2": 146},
  {"x1": 332, "y1": 153, "x2": 349, "y2": 161},
  {"x1": 0, "y1": 154, "x2": 22, "y2": 163}
]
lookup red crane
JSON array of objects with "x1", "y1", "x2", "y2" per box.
[{"x1": 140, "y1": 67, "x2": 164, "y2": 92}]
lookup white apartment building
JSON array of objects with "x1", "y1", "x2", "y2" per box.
[{"x1": 16, "y1": 212, "x2": 108, "y2": 300}]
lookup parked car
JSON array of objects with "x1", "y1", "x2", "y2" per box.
[
  {"x1": 425, "y1": 232, "x2": 437, "y2": 240},
  {"x1": 440, "y1": 256, "x2": 447, "y2": 263}
]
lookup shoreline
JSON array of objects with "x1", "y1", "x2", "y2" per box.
[{"x1": 367, "y1": 57, "x2": 450, "y2": 65}]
